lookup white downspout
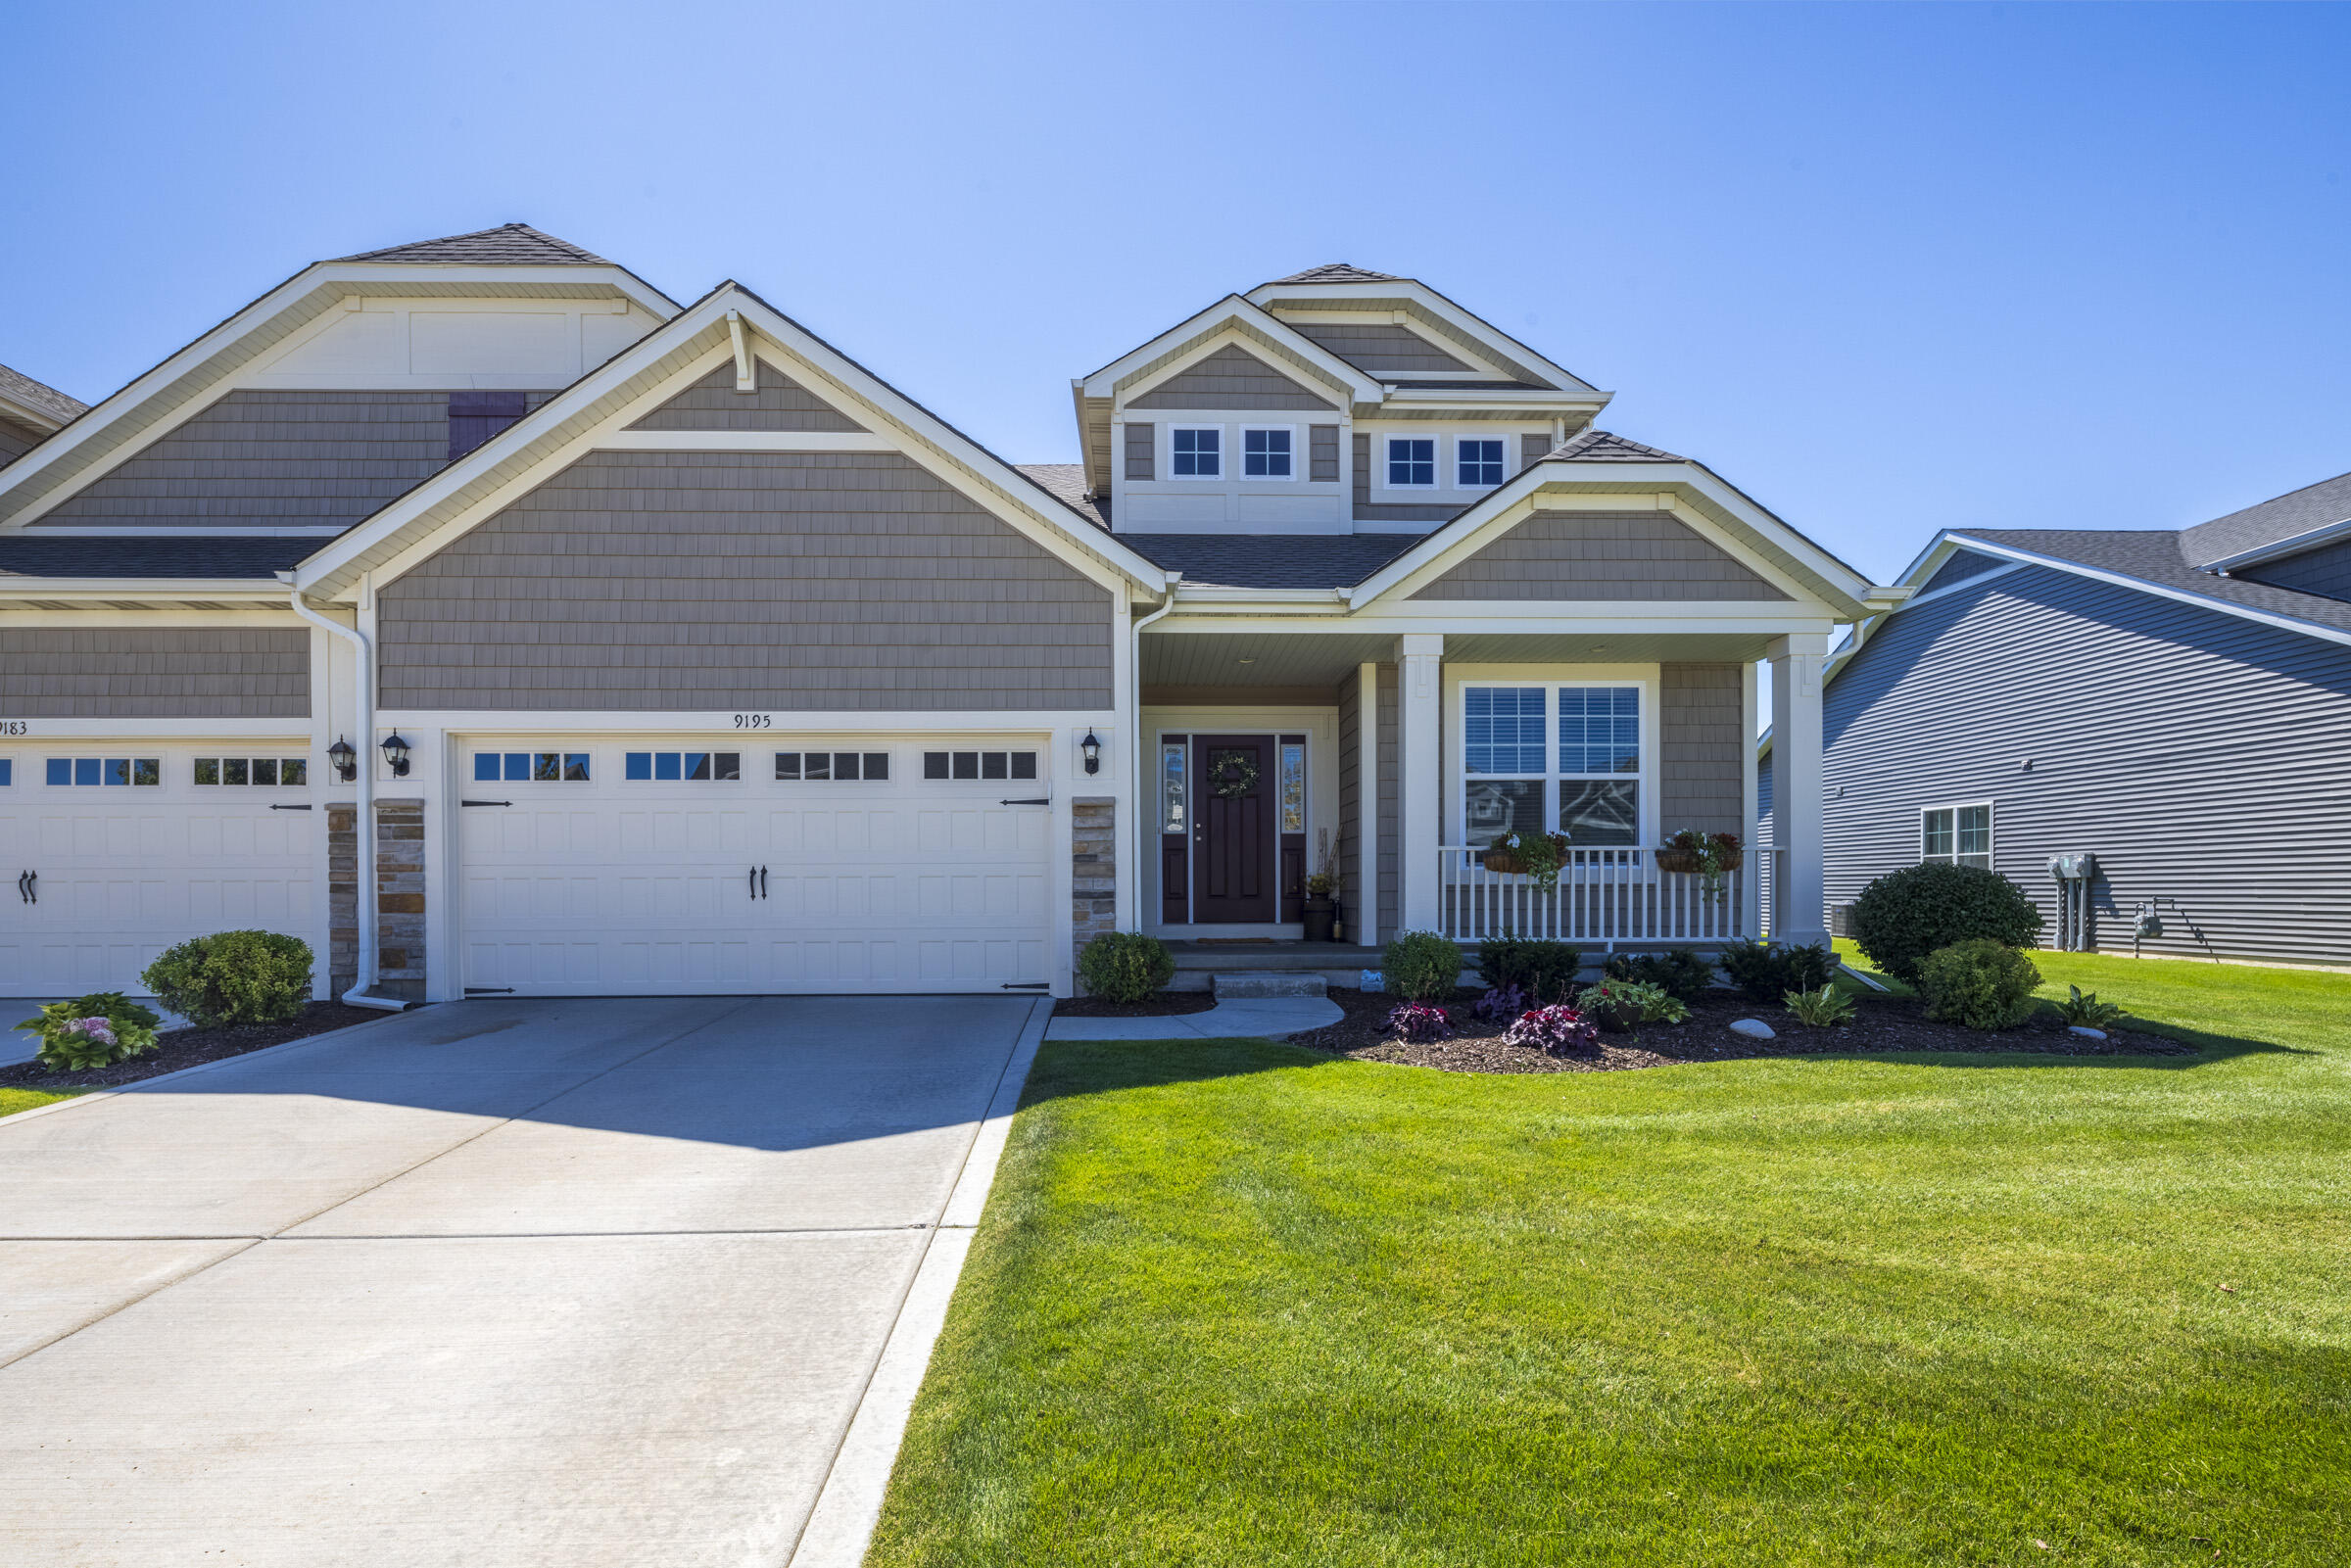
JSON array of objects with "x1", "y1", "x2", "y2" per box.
[
  {"x1": 1129, "y1": 580, "x2": 1180, "y2": 931},
  {"x1": 284, "y1": 581, "x2": 403, "y2": 1011}
]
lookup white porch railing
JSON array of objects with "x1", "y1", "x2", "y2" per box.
[{"x1": 1435, "y1": 846, "x2": 1749, "y2": 946}]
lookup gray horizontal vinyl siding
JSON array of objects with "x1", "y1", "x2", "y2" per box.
[
  {"x1": 624, "y1": 359, "x2": 865, "y2": 432},
  {"x1": 1920, "y1": 547, "x2": 2008, "y2": 594},
  {"x1": 33, "y1": 389, "x2": 554, "y2": 530},
  {"x1": 1412, "y1": 511, "x2": 1790, "y2": 601},
  {"x1": 378, "y1": 450, "x2": 1114, "y2": 712},
  {"x1": 2241, "y1": 539, "x2": 2351, "y2": 602},
  {"x1": 1822, "y1": 564, "x2": 2351, "y2": 966},
  {"x1": 0, "y1": 627, "x2": 309, "y2": 718},
  {"x1": 1287, "y1": 321, "x2": 1471, "y2": 376},
  {"x1": 1128, "y1": 345, "x2": 1337, "y2": 410},
  {"x1": 1661, "y1": 663, "x2": 1744, "y2": 836}
]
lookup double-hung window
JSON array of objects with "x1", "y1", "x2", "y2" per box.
[
  {"x1": 1462, "y1": 684, "x2": 1643, "y2": 850},
  {"x1": 1457, "y1": 438, "x2": 1505, "y2": 487},
  {"x1": 1386, "y1": 437, "x2": 1435, "y2": 488},
  {"x1": 1921, "y1": 804, "x2": 1991, "y2": 871},
  {"x1": 1241, "y1": 427, "x2": 1292, "y2": 478},
  {"x1": 1171, "y1": 426, "x2": 1221, "y2": 478}
]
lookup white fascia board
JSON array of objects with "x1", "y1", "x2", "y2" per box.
[
  {"x1": 1078, "y1": 298, "x2": 1380, "y2": 404},
  {"x1": 0, "y1": 578, "x2": 293, "y2": 601},
  {"x1": 1167, "y1": 585, "x2": 1350, "y2": 610},
  {"x1": 1943, "y1": 533, "x2": 2351, "y2": 650},
  {"x1": 388, "y1": 708, "x2": 1117, "y2": 736},
  {"x1": 1244, "y1": 279, "x2": 1597, "y2": 395},
  {"x1": 1152, "y1": 606, "x2": 1841, "y2": 638},
  {"x1": 0, "y1": 394, "x2": 71, "y2": 434},
  {"x1": 2202, "y1": 515, "x2": 2351, "y2": 573},
  {"x1": 1381, "y1": 389, "x2": 1611, "y2": 408},
  {"x1": 0, "y1": 262, "x2": 673, "y2": 524}
]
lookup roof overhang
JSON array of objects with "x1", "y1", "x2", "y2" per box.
[
  {"x1": 1076, "y1": 295, "x2": 1382, "y2": 405},
  {"x1": 1376, "y1": 387, "x2": 1610, "y2": 412},
  {"x1": 1244, "y1": 276, "x2": 1600, "y2": 396},
  {"x1": 0, "y1": 576, "x2": 292, "y2": 606},
  {"x1": 1937, "y1": 531, "x2": 2351, "y2": 649},
  {"x1": 2200, "y1": 515, "x2": 2351, "y2": 574}
]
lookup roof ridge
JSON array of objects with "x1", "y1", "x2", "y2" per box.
[
  {"x1": 333, "y1": 222, "x2": 612, "y2": 265},
  {"x1": 1540, "y1": 428, "x2": 1686, "y2": 463},
  {"x1": 1268, "y1": 261, "x2": 1405, "y2": 285}
]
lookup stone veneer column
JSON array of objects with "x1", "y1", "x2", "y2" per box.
[
  {"x1": 1071, "y1": 796, "x2": 1117, "y2": 971},
  {"x1": 328, "y1": 797, "x2": 427, "y2": 1001}
]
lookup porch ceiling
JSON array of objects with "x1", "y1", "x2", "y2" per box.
[{"x1": 1140, "y1": 629, "x2": 1777, "y2": 688}]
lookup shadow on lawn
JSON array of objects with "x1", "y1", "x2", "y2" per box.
[{"x1": 1020, "y1": 1034, "x2": 1338, "y2": 1107}]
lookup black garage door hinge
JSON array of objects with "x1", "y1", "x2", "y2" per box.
[
  {"x1": 464, "y1": 987, "x2": 517, "y2": 996},
  {"x1": 1001, "y1": 981, "x2": 1050, "y2": 990}
]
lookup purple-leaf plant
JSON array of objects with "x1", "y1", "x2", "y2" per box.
[
  {"x1": 1504, "y1": 1003, "x2": 1599, "y2": 1055},
  {"x1": 1386, "y1": 1002, "x2": 1454, "y2": 1042},
  {"x1": 1471, "y1": 984, "x2": 1527, "y2": 1025}
]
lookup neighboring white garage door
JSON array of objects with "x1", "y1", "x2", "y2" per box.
[
  {"x1": 0, "y1": 746, "x2": 319, "y2": 996},
  {"x1": 458, "y1": 738, "x2": 1053, "y2": 994}
]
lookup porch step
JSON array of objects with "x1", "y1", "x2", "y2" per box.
[{"x1": 1211, "y1": 972, "x2": 1328, "y2": 1000}]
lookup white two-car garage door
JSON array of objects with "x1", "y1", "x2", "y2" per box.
[
  {"x1": 457, "y1": 737, "x2": 1053, "y2": 994},
  {"x1": 0, "y1": 746, "x2": 318, "y2": 996}
]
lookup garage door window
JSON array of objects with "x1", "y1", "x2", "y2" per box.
[
  {"x1": 47, "y1": 757, "x2": 160, "y2": 786},
  {"x1": 0, "y1": 760, "x2": 10, "y2": 785},
  {"x1": 196, "y1": 757, "x2": 309, "y2": 785},
  {"x1": 776, "y1": 751, "x2": 890, "y2": 782},
  {"x1": 624, "y1": 751, "x2": 740, "y2": 783},
  {"x1": 923, "y1": 750, "x2": 1037, "y2": 782},
  {"x1": 475, "y1": 751, "x2": 591, "y2": 783}
]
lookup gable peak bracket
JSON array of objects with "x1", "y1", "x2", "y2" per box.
[{"x1": 726, "y1": 309, "x2": 755, "y2": 395}]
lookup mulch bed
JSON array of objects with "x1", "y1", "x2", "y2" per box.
[
  {"x1": 1053, "y1": 991, "x2": 1221, "y2": 1019},
  {"x1": 1289, "y1": 987, "x2": 2194, "y2": 1075},
  {"x1": 0, "y1": 1001, "x2": 392, "y2": 1091}
]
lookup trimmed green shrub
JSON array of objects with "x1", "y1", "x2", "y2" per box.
[
  {"x1": 1602, "y1": 949, "x2": 1715, "y2": 1003},
  {"x1": 1848, "y1": 863, "x2": 2043, "y2": 984},
  {"x1": 1918, "y1": 939, "x2": 2043, "y2": 1031},
  {"x1": 1384, "y1": 931, "x2": 1463, "y2": 1002},
  {"x1": 16, "y1": 992, "x2": 163, "y2": 1071},
  {"x1": 141, "y1": 930, "x2": 313, "y2": 1028},
  {"x1": 1717, "y1": 939, "x2": 1839, "y2": 1002},
  {"x1": 1783, "y1": 985, "x2": 1856, "y2": 1029},
  {"x1": 1474, "y1": 933, "x2": 1580, "y2": 1003},
  {"x1": 1077, "y1": 931, "x2": 1176, "y2": 1003}
]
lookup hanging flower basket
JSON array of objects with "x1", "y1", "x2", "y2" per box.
[
  {"x1": 1655, "y1": 831, "x2": 1744, "y2": 879},
  {"x1": 1482, "y1": 832, "x2": 1569, "y2": 877}
]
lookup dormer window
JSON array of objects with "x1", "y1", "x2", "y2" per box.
[
  {"x1": 1458, "y1": 438, "x2": 1506, "y2": 488},
  {"x1": 1242, "y1": 428, "x2": 1293, "y2": 478},
  {"x1": 1172, "y1": 426, "x2": 1222, "y2": 478},
  {"x1": 1386, "y1": 437, "x2": 1436, "y2": 488}
]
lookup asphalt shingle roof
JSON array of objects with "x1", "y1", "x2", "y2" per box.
[
  {"x1": 0, "y1": 537, "x2": 316, "y2": 579},
  {"x1": 1540, "y1": 429, "x2": 1688, "y2": 463},
  {"x1": 1268, "y1": 262, "x2": 1404, "y2": 285},
  {"x1": 1121, "y1": 532, "x2": 1425, "y2": 590},
  {"x1": 335, "y1": 223, "x2": 611, "y2": 265},
  {"x1": 2178, "y1": 469, "x2": 2351, "y2": 566},
  {"x1": 1950, "y1": 528, "x2": 2351, "y2": 638},
  {"x1": 1012, "y1": 462, "x2": 1111, "y2": 529},
  {"x1": 0, "y1": 362, "x2": 87, "y2": 426}
]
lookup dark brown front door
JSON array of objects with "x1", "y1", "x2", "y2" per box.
[{"x1": 1192, "y1": 735, "x2": 1276, "y2": 923}]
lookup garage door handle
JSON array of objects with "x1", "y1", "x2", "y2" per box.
[
  {"x1": 999, "y1": 797, "x2": 1050, "y2": 806},
  {"x1": 759, "y1": 866, "x2": 768, "y2": 900},
  {"x1": 748, "y1": 866, "x2": 756, "y2": 901},
  {"x1": 269, "y1": 803, "x2": 313, "y2": 811},
  {"x1": 460, "y1": 799, "x2": 511, "y2": 808},
  {"x1": 18, "y1": 870, "x2": 34, "y2": 905}
]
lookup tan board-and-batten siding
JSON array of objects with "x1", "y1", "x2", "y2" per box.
[
  {"x1": 0, "y1": 628, "x2": 310, "y2": 718},
  {"x1": 1411, "y1": 511, "x2": 1792, "y2": 601},
  {"x1": 376, "y1": 450, "x2": 1114, "y2": 711}
]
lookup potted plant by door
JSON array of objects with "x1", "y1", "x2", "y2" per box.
[{"x1": 1303, "y1": 832, "x2": 1340, "y2": 942}]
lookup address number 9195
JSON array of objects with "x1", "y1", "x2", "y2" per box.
[{"x1": 732, "y1": 713, "x2": 774, "y2": 730}]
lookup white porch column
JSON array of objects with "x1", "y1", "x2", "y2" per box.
[
  {"x1": 1768, "y1": 632, "x2": 1830, "y2": 950},
  {"x1": 1398, "y1": 634, "x2": 1444, "y2": 932}
]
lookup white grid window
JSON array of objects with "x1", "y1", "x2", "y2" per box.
[
  {"x1": 1171, "y1": 427, "x2": 1221, "y2": 478},
  {"x1": 1462, "y1": 684, "x2": 1643, "y2": 849},
  {"x1": 1922, "y1": 804, "x2": 1992, "y2": 871},
  {"x1": 1458, "y1": 438, "x2": 1506, "y2": 487}
]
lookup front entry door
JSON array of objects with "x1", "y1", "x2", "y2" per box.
[{"x1": 1192, "y1": 735, "x2": 1276, "y2": 923}]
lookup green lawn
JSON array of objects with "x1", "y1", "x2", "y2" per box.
[
  {"x1": 871, "y1": 951, "x2": 2351, "y2": 1566},
  {"x1": 0, "y1": 1086, "x2": 81, "y2": 1119}
]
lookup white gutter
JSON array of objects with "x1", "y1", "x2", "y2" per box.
[
  {"x1": 1128, "y1": 580, "x2": 1180, "y2": 932},
  {"x1": 282, "y1": 580, "x2": 403, "y2": 1012}
]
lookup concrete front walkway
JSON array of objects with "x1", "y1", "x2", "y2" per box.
[{"x1": 0, "y1": 994, "x2": 1044, "y2": 1568}]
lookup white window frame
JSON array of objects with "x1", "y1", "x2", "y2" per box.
[
  {"x1": 1382, "y1": 434, "x2": 1439, "y2": 490},
  {"x1": 1920, "y1": 801, "x2": 1993, "y2": 871},
  {"x1": 1168, "y1": 424, "x2": 1223, "y2": 481},
  {"x1": 618, "y1": 747, "x2": 747, "y2": 785},
  {"x1": 1447, "y1": 674, "x2": 1656, "y2": 853},
  {"x1": 1454, "y1": 434, "x2": 1509, "y2": 490},
  {"x1": 1237, "y1": 424, "x2": 1299, "y2": 482}
]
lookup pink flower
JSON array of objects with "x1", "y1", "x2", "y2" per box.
[{"x1": 63, "y1": 1017, "x2": 117, "y2": 1047}]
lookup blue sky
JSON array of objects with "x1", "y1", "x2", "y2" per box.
[{"x1": 5, "y1": 1, "x2": 2347, "y2": 582}]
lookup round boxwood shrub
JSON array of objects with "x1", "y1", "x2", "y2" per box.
[
  {"x1": 1848, "y1": 863, "x2": 2042, "y2": 984},
  {"x1": 1475, "y1": 933, "x2": 1580, "y2": 1003},
  {"x1": 1077, "y1": 931, "x2": 1176, "y2": 1003},
  {"x1": 1383, "y1": 930, "x2": 1463, "y2": 1002},
  {"x1": 141, "y1": 929, "x2": 314, "y2": 1028},
  {"x1": 1917, "y1": 938, "x2": 2043, "y2": 1031}
]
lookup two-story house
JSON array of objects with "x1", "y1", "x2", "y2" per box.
[{"x1": 0, "y1": 228, "x2": 1896, "y2": 1003}]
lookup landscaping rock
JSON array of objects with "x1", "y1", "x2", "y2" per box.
[
  {"x1": 1728, "y1": 1019, "x2": 1776, "y2": 1040},
  {"x1": 2068, "y1": 1025, "x2": 2109, "y2": 1040}
]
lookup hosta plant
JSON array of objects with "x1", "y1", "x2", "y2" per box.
[
  {"x1": 1504, "y1": 1003, "x2": 1599, "y2": 1055},
  {"x1": 1470, "y1": 984, "x2": 1527, "y2": 1025},
  {"x1": 2056, "y1": 985, "x2": 2125, "y2": 1027},
  {"x1": 1386, "y1": 1002, "x2": 1454, "y2": 1042},
  {"x1": 1783, "y1": 985, "x2": 1856, "y2": 1029},
  {"x1": 17, "y1": 992, "x2": 163, "y2": 1071}
]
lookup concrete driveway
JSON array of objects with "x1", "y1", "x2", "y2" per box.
[{"x1": 0, "y1": 994, "x2": 1045, "y2": 1568}]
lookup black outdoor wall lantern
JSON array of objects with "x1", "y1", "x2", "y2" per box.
[
  {"x1": 379, "y1": 732, "x2": 412, "y2": 779},
  {"x1": 326, "y1": 736, "x2": 358, "y2": 783},
  {"x1": 1080, "y1": 729, "x2": 1102, "y2": 775}
]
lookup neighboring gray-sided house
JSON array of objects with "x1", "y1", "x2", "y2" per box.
[
  {"x1": 0, "y1": 227, "x2": 1898, "y2": 1002},
  {"x1": 0, "y1": 363, "x2": 86, "y2": 465},
  {"x1": 1761, "y1": 469, "x2": 2351, "y2": 967}
]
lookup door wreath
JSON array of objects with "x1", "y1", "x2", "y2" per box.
[{"x1": 1208, "y1": 749, "x2": 1261, "y2": 799}]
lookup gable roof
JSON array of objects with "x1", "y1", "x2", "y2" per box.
[
  {"x1": 333, "y1": 222, "x2": 612, "y2": 266},
  {"x1": 1543, "y1": 429, "x2": 1687, "y2": 463},
  {"x1": 1268, "y1": 262, "x2": 1403, "y2": 285},
  {"x1": 2180, "y1": 467, "x2": 2351, "y2": 569},
  {"x1": 1944, "y1": 528, "x2": 2351, "y2": 640},
  {"x1": 1014, "y1": 462, "x2": 1112, "y2": 529},
  {"x1": 0, "y1": 363, "x2": 87, "y2": 430}
]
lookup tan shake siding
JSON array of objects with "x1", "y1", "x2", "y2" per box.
[
  {"x1": 0, "y1": 627, "x2": 309, "y2": 717},
  {"x1": 1352, "y1": 431, "x2": 1454, "y2": 523},
  {"x1": 1410, "y1": 511, "x2": 1792, "y2": 601},
  {"x1": 1377, "y1": 663, "x2": 1398, "y2": 942},
  {"x1": 0, "y1": 418, "x2": 40, "y2": 464},
  {"x1": 1125, "y1": 422, "x2": 1154, "y2": 481},
  {"x1": 1128, "y1": 344, "x2": 1338, "y2": 411},
  {"x1": 31, "y1": 389, "x2": 555, "y2": 530},
  {"x1": 1336, "y1": 671, "x2": 1360, "y2": 922},
  {"x1": 624, "y1": 358, "x2": 865, "y2": 432},
  {"x1": 1310, "y1": 425, "x2": 1339, "y2": 483},
  {"x1": 1519, "y1": 433, "x2": 1550, "y2": 471},
  {"x1": 377, "y1": 450, "x2": 1114, "y2": 711},
  {"x1": 1287, "y1": 320, "x2": 1472, "y2": 375},
  {"x1": 1660, "y1": 663, "x2": 1745, "y2": 837}
]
